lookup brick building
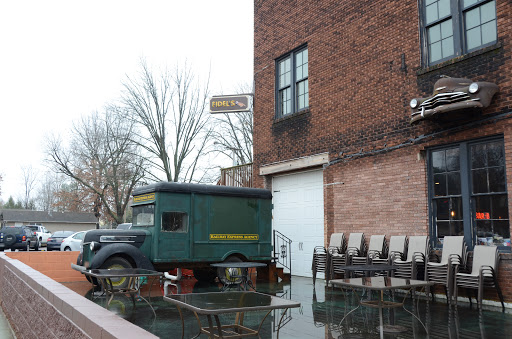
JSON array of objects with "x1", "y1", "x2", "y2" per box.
[{"x1": 253, "y1": 0, "x2": 512, "y2": 303}]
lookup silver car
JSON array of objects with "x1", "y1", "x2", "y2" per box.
[{"x1": 60, "y1": 231, "x2": 87, "y2": 251}]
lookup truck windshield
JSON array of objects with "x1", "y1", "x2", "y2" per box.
[{"x1": 132, "y1": 204, "x2": 155, "y2": 226}]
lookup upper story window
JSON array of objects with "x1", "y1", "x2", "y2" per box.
[
  {"x1": 276, "y1": 47, "x2": 308, "y2": 117},
  {"x1": 423, "y1": 0, "x2": 497, "y2": 65}
]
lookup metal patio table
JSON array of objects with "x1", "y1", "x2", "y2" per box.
[
  {"x1": 164, "y1": 291, "x2": 300, "y2": 339},
  {"x1": 211, "y1": 262, "x2": 267, "y2": 291},
  {"x1": 330, "y1": 276, "x2": 433, "y2": 339},
  {"x1": 83, "y1": 268, "x2": 163, "y2": 314}
]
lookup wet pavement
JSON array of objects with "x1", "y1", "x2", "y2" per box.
[{"x1": 63, "y1": 276, "x2": 512, "y2": 338}]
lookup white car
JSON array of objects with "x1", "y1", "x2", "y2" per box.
[
  {"x1": 60, "y1": 231, "x2": 87, "y2": 251},
  {"x1": 26, "y1": 225, "x2": 52, "y2": 245}
]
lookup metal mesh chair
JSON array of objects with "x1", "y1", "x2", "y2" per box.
[
  {"x1": 392, "y1": 235, "x2": 429, "y2": 280},
  {"x1": 352, "y1": 234, "x2": 386, "y2": 269},
  {"x1": 329, "y1": 233, "x2": 365, "y2": 280},
  {"x1": 312, "y1": 233, "x2": 345, "y2": 285},
  {"x1": 425, "y1": 235, "x2": 467, "y2": 303},
  {"x1": 454, "y1": 245, "x2": 504, "y2": 310}
]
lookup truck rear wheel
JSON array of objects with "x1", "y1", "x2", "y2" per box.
[
  {"x1": 100, "y1": 257, "x2": 133, "y2": 288},
  {"x1": 193, "y1": 268, "x2": 217, "y2": 283}
]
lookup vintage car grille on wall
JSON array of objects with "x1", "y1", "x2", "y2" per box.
[{"x1": 418, "y1": 92, "x2": 474, "y2": 110}]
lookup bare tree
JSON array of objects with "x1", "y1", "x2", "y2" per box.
[
  {"x1": 46, "y1": 108, "x2": 147, "y2": 223},
  {"x1": 21, "y1": 165, "x2": 38, "y2": 210},
  {"x1": 211, "y1": 83, "x2": 253, "y2": 165},
  {"x1": 36, "y1": 172, "x2": 64, "y2": 212},
  {"x1": 120, "y1": 59, "x2": 213, "y2": 183}
]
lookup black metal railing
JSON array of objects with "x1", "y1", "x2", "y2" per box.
[{"x1": 273, "y1": 230, "x2": 292, "y2": 273}]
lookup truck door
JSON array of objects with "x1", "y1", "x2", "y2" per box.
[{"x1": 157, "y1": 196, "x2": 190, "y2": 260}]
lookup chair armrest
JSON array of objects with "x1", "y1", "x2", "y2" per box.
[
  {"x1": 389, "y1": 251, "x2": 404, "y2": 261},
  {"x1": 412, "y1": 252, "x2": 425, "y2": 264},
  {"x1": 480, "y1": 265, "x2": 495, "y2": 278},
  {"x1": 346, "y1": 247, "x2": 362, "y2": 257},
  {"x1": 367, "y1": 249, "x2": 383, "y2": 259}
]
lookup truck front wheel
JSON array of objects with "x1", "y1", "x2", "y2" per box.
[
  {"x1": 100, "y1": 257, "x2": 133, "y2": 288},
  {"x1": 217, "y1": 256, "x2": 244, "y2": 285},
  {"x1": 193, "y1": 268, "x2": 217, "y2": 283}
]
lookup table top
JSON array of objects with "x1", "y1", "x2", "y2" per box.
[
  {"x1": 164, "y1": 291, "x2": 300, "y2": 315},
  {"x1": 84, "y1": 268, "x2": 163, "y2": 278},
  {"x1": 335, "y1": 264, "x2": 397, "y2": 272},
  {"x1": 330, "y1": 277, "x2": 433, "y2": 291},
  {"x1": 210, "y1": 262, "x2": 268, "y2": 269}
]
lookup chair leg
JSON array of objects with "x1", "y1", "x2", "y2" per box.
[{"x1": 493, "y1": 275, "x2": 505, "y2": 312}]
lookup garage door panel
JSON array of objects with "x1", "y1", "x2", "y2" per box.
[{"x1": 273, "y1": 170, "x2": 324, "y2": 278}]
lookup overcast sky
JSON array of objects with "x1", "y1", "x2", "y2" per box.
[{"x1": 0, "y1": 0, "x2": 253, "y2": 201}]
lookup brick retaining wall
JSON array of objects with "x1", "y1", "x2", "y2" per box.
[{"x1": 0, "y1": 253, "x2": 158, "y2": 339}]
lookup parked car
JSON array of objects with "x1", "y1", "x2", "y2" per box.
[
  {"x1": 0, "y1": 226, "x2": 39, "y2": 251},
  {"x1": 46, "y1": 231, "x2": 75, "y2": 251},
  {"x1": 26, "y1": 225, "x2": 52, "y2": 245},
  {"x1": 60, "y1": 231, "x2": 87, "y2": 251},
  {"x1": 116, "y1": 223, "x2": 132, "y2": 230}
]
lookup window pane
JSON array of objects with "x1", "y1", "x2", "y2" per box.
[
  {"x1": 474, "y1": 195, "x2": 491, "y2": 220},
  {"x1": 476, "y1": 219, "x2": 493, "y2": 238},
  {"x1": 465, "y1": 7, "x2": 481, "y2": 30},
  {"x1": 445, "y1": 148, "x2": 460, "y2": 171},
  {"x1": 472, "y1": 169, "x2": 488, "y2": 193},
  {"x1": 279, "y1": 58, "x2": 291, "y2": 88},
  {"x1": 296, "y1": 79, "x2": 309, "y2": 110},
  {"x1": 429, "y1": 41, "x2": 442, "y2": 62},
  {"x1": 494, "y1": 221, "x2": 511, "y2": 244},
  {"x1": 428, "y1": 24, "x2": 441, "y2": 44},
  {"x1": 481, "y1": 1, "x2": 496, "y2": 23},
  {"x1": 447, "y1": 172, "x2": 461, "y2": 195},
  {"x1": 434, "y1": 174, "x2": 447, "y2": 196},
  {"x1": 487, "y1": 141, "x2": 504, "y2": 167},
  {"x1": 491, "y1": 195, "x2": 509, "y2": 220},
  {"x1": 489, "y1": 167, "x2": 506, "y2": 192},
  {"x1": 426, "y1": 3, "x2": 438, "y2": 24},
  {"x1": 466, "y1": 27, "x2": 482, "y2": 50},
  {"x1": 437, "y1": 221, "x2": 451, "y2": 237},
  {"x1": 451, "y1": 221, "x2": 464, "y2": 236},
  {"x1": 162, "y1": 212, "x2": 188, "y2": 232},
  {"x1": 481, "y1": 21, "x2": 497, "y2": 45},
  {"x1": 438, "y1": 0, "x2": 451, "y2": 18},
  {"x1": 451, "y1": 197, "x2": 463, "y2": 221},
  {"x1": 442, "y1": 36, "x2": 454, "y2": 58},
  {"x1": 463, "y1": 0, "x2": 478, "y2": 7},
  {"x1": 279, "y1": 88, "x2": 291, "y2": 115},
  {"x1": 436, "y1": 198, "x2": 450, "y2": 220},
  {"x1": 471, "y1": 143, "x2": 487, "y2": 168},
  {"x1": 440, "y1": 19, "x2": 453, "y2": 39},
  {"x1": 432, "y1": 150, "x2": 446, "y2": 173}
]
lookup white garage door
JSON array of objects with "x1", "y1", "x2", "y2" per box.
[{"x1": 272, "y1": 170, "x2": 324, "y2": 278}]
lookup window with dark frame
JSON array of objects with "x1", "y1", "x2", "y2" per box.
[
  {"x1": 428, "y1": 138, "x2": 510, "y2": 250},
  {"x1": 422, "y1": 0, "x2": 497, "y2": 66},
  {"x1": 161, "y1": 212, "x2": 188, "y2": 232},
  {"x1": 276, "y1": 47, "x2": 308, "y2": 117}
]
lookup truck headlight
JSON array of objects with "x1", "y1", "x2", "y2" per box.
[
  {"x1": 410, "y1": 98, "x2": 418, "y2": 109},
  {"x1": 469, "y1": 83, "x2": 479, "y2": 94},
  {"x1": 90, "y1": 241, "x2": 101, "y2": 252}
]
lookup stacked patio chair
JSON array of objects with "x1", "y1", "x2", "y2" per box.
[
  {"x1": 312, "y1": 233, "x2": 345, "y2": 285},
  {"x1": 351, "y1": 235, "x2": 386, "y2": 276},
  {"x1": 329, "y1": 232, "x2": 365, "y2": 281},
  {"x1": 372, "y1": 235, "x2": 407, "y2": 276},
  {"x1": 454, "y1": 245, "x2": 504, "y2": 310},
  {"x1": 425, "y1": 236, "x2": 467, "y2": 303},
  {"x1": 392, "y1": 235, "x2": 429, "y2": 280}
]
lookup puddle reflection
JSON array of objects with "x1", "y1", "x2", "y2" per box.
[{"x1": 63, "y1": 276, "x2": 512, "y2": 338}]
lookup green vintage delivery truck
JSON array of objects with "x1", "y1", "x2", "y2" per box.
[{"x1": 75, "y1": 182, "x2": 273, "y2": 283}]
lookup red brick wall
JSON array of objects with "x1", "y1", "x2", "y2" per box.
[{"x1": 254, "y1": 0, "x2": 512, "y2": 304}]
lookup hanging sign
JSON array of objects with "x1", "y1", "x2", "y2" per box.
[{"x1": 209, "y1": 95, "x2": 251, "y2": 114}]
